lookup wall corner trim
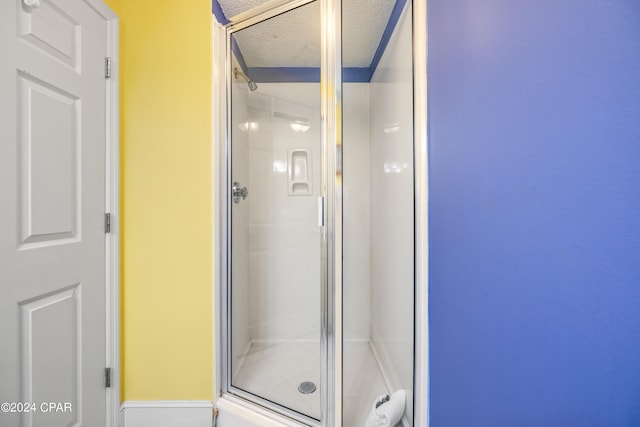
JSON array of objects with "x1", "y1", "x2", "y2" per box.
[{"x1": 120, "y1": 401, "x2": 214, "y2": 427}]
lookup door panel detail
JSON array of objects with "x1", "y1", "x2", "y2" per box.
[
  {"x1": 17, "y1": 71, "x2": 79, "y2": 249},
  {"x1": 17, "y1": 0, "x2": 80, "y2": 70},
  {"x1": 20, "y1": 284, "x2": 82, "y2": 426}
]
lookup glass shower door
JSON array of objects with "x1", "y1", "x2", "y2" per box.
[{"x1": 227, "y1": 2, "x2": 322, "y2": 422}]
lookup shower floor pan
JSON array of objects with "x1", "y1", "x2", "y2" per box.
[{"x1": 231, "y1": 341, "x2": 393, "y2": 425}]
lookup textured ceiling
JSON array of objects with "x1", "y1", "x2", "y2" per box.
[{"x1": 219, "y1": 0, "x2": 397, "y2": 68}]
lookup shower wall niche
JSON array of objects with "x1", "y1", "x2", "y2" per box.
[{"x1": 217, "y1": 1, "x2": 421, "y2": 426}]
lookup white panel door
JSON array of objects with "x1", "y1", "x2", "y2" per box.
[{"x1": 0, "y1": 0, "x2": 109, "y2": 426}]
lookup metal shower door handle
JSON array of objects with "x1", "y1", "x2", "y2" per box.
[{"x1": 232, "y1": 182, "x2": 248, "y2": 204}]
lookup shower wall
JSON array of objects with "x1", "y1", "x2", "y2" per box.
[
  {"x1": 343, "y1": 83, "x2": 372, "y2": 342},
  {"x1": 240, "y1": 0, "x2": 414, "y2": 373},
  {"x1": 234, "y1": 8, "x2": 414, "y2": 420},
  {"x1": 369, "y1": 4, "x2": 415, "y2": 423},
  {"x1": 245, "y1": 84, "x2": 322, "y2": 343},
  {"x1": 241, "y1": 82, "x2": 374, "y2": 345}
]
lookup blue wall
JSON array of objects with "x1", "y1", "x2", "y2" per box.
[{"x1": 428, "y1": 0, "x2": 640, "y2": 425}]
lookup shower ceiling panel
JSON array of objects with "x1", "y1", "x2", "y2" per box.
[{"x1": 216, "y1": 0, "x2": 397, "y2": 68}]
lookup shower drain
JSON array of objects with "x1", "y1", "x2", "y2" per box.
[{"x1": 298, "y1": 381, "x2": 316, "y2": 394}]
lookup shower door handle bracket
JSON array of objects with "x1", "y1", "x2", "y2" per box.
[
  {"x1": 232, "y1": 182, "x2": 248, "y2": 204},
  {"x1": 318, "y1": 196, "x2": 324, "y2": 227}
]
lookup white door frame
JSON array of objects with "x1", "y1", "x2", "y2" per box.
[{"x1": 82, "y1": 1, "x2": 121, "y2": 426}]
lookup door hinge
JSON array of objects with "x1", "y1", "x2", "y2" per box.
[
  {"x1": 105, "y1": 213, "x2": 111, "y2": 233},
  {"x1": 105, "y1": 57, "x2": 112, "y2": 79},
  {"x1": 105, "y1": 367, "x2": 111, "y2": 388}
]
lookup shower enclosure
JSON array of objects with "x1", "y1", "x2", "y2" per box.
[{"x1": 213, "y1": 0, "x2": 427, "y2": 425}]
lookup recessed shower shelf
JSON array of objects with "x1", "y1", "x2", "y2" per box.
[{"x1": 288, "y1": 148, "x2": 312, "y2": 196}]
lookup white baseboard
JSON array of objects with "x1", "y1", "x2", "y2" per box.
[{"x1": 120, "y1": 401, "x2": 213, "y2": 427}]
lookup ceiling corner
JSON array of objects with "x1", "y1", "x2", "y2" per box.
[{"x1": 212, "y1": 0, "x2": 229, "y2": 25}]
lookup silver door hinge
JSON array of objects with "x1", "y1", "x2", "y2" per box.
[
  {"x1": 105, "y1": 57, "x2": 112, "y2": 79},
  {"x1": 105, "y1": 213, "x2": 111, "y2": 233},
  {"x1": 105, "y1": 367, "x2": 111, "y2": 388}
]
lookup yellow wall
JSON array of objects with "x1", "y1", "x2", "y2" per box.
[{"x1": 104, "y1": 0, "x2": 213, "y2": 401}]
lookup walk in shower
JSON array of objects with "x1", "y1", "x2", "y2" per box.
[{"x1": 213, "y1": 1, "x2": 427, "y2": 426}]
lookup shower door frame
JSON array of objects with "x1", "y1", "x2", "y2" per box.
[
  {"x1": 216, "y1": 1, "x2": 338, "y2": 425},
  {"x1": 212, "y1": 0, "x2": 429, "y2": 426}
]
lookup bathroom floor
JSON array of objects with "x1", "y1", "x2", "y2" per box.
[{"x1": 232, "y1": 341, "x2": 393, "y2": 425}]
